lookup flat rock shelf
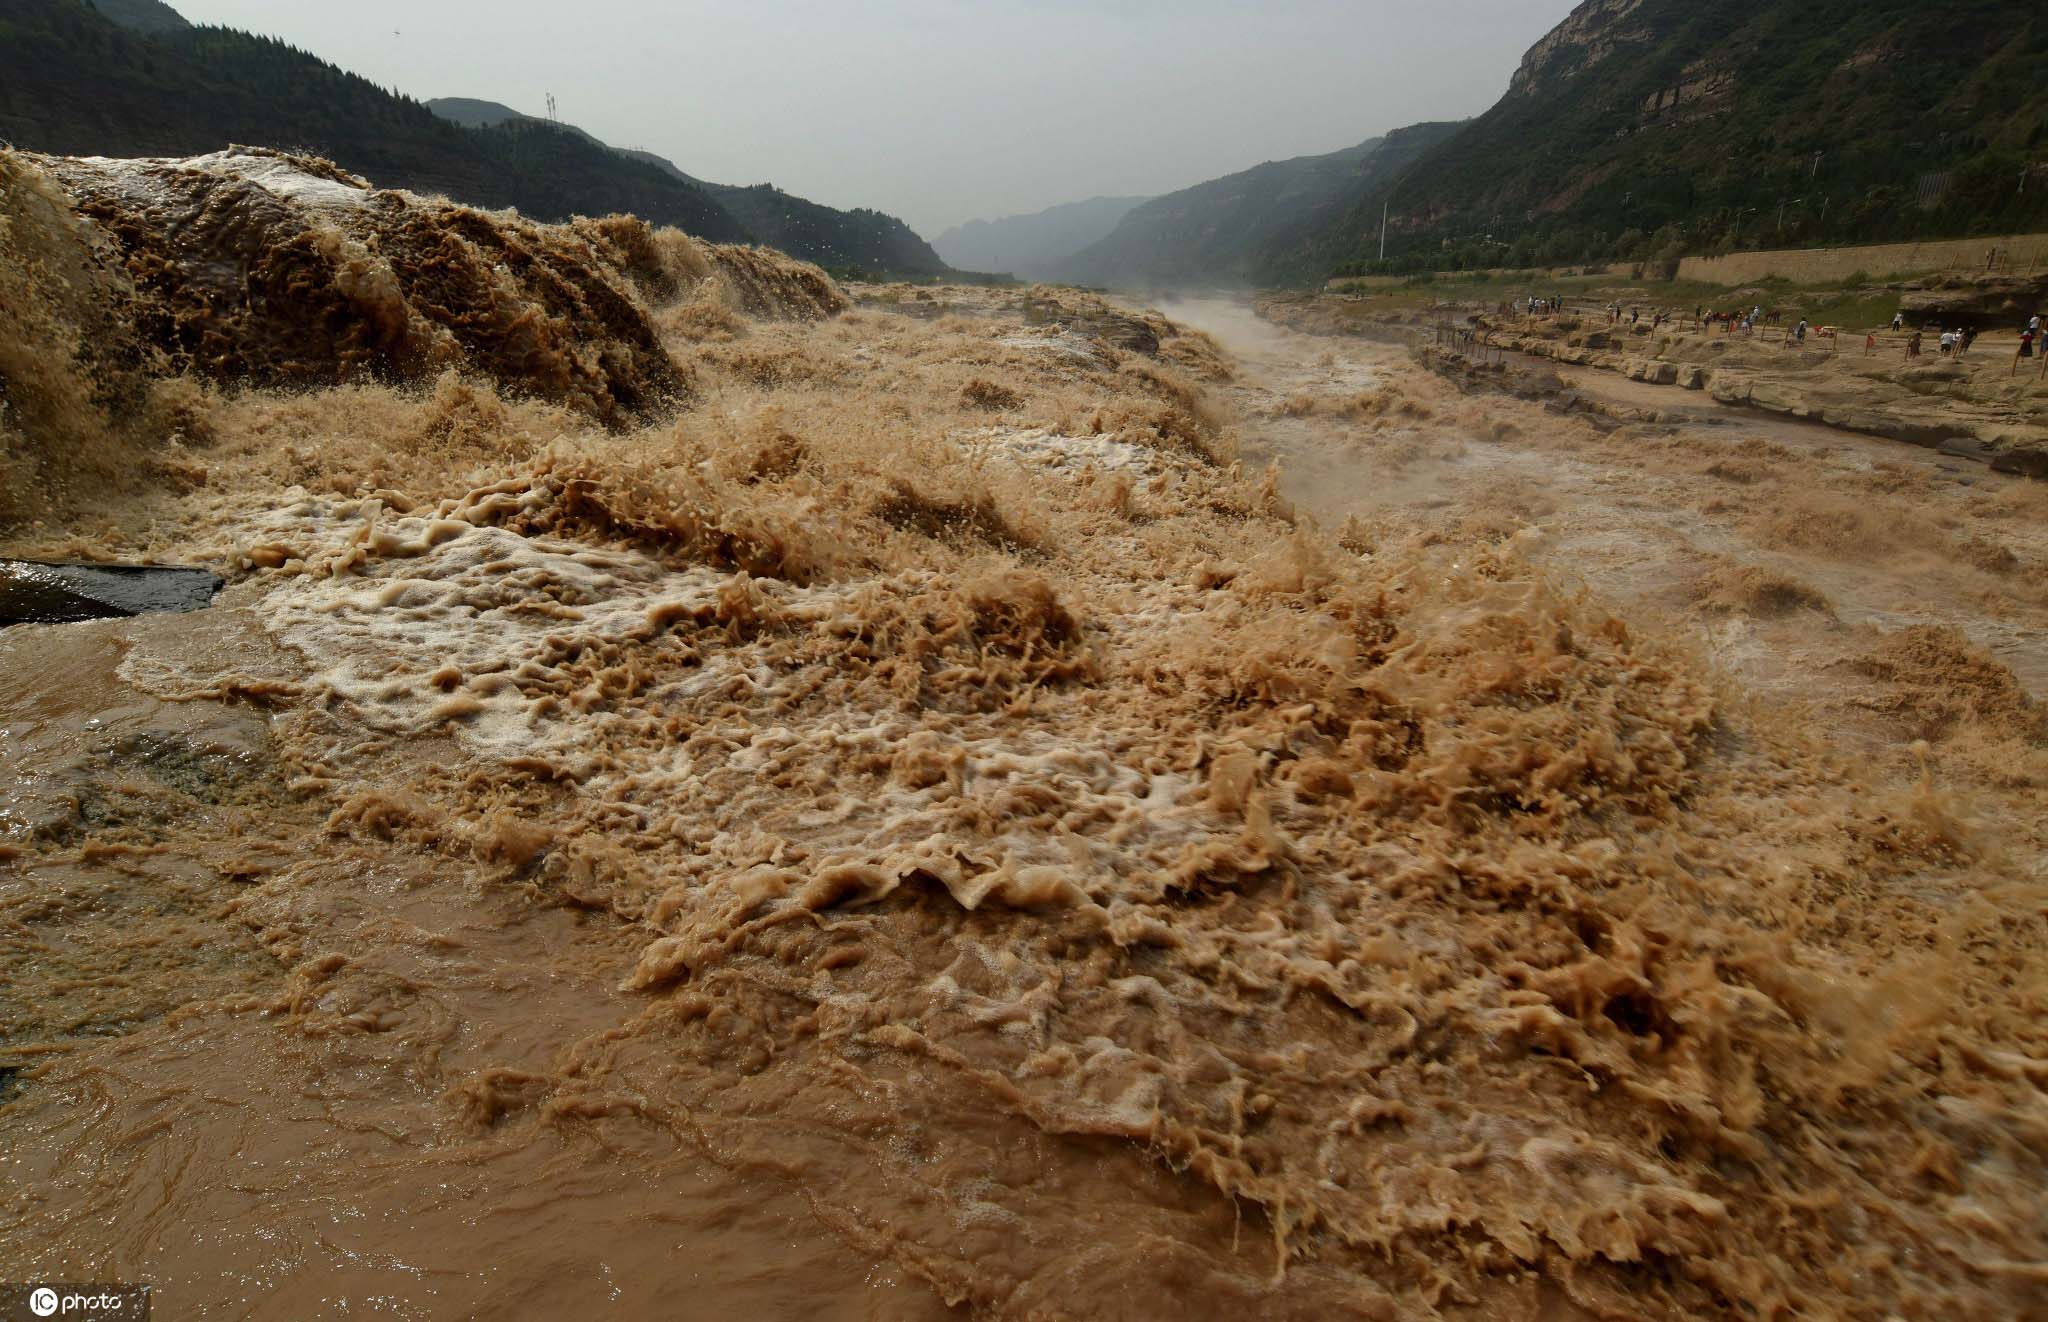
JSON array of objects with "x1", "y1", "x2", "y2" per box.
[{"x1": 0, "y1": 559, "x2": 224, "y2": 625}]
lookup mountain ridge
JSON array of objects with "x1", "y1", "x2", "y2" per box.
[
  {"x1": 1, "y1": 1, "x2": 956, "y2": 277},
  {"x1": 0, "y1": 0, "x2": 749, "y2": 243},
  {"x1": 1300, "y1": 0, "x2": 2048, "y2": 277},
  {"x1": 85, "y1": 0, "x2": 187, "y2": 34},
  {"x1": 1049, "y1": 128, "x2": 1473, "y2": 289},
  {"x1": 423, "y1": 97, "x2": 950, "y2": 277}
]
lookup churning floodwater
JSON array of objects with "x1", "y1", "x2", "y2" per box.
[{"x1": 3, "y1": 151, "x2": 2047, "y2": 1321}]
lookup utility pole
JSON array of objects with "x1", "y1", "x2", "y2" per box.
[{"x1": 1379, "y1": 198, "x2": 1389, "y2": 263}]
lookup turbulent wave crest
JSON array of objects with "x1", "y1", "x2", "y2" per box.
[{"x1": 2, "y1": 146, "x2": 847, "y2": 473}]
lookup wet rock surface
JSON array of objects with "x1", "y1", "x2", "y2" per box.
[
  {"x1": 1022, "y1": 291, "x2": 1165, "y2": 355},
  {"x1": 1395, "y1": 307, "x2": 2048, "y2": 472},
  {"x1": 0, "y1": 559, "x2": 222, "y2": 624},
  {"x1": 1899, "y1": 272, "x2": 2048, "y2": 328}
]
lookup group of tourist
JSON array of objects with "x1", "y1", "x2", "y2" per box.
[
  {"x1": 2015, "y1": 313, "x2": 2046, "y2": 376},
  {"x1": 1900, "y1": 321, "x2": 1982, "y2": 362},
  {"x1": 1696, "y1": 305, "x2": 1766, "y2": 334},
  {"x1": 1888, "y1": 311, "x2": 2048, "y2": 375},
  {"x1": 1491, "y1": 290, "x2": 2047, "y2": 379}
]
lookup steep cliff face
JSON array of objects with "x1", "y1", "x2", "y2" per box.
[
  {"x1": 1506, "y1": 0, "x2": 1651, "y2": 97},
  {"x1": 1508, "y1": 0, "x2": 1740, "y2": 125}
]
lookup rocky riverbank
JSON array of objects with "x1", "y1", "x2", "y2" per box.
[{"x1": 1260, "y1": 292, "x2": 2048, "y2": 478}]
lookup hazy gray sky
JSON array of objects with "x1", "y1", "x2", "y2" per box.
[{"x1": 165, "y1": 1, "x2": 1578, "y2": 237}]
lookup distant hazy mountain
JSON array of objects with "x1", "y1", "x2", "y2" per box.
[
  {"x1": 931, "y1": 196, "x2": 1151, "y2": 280},
  {"x1": 87, "y1": 0, "x2": 188, "y2": 34},
  {"x1": 426, "y1": 98, "x2": 950, "y2": 277},
  {"x1": 1050, "y1": 137, "x2": 1406, "y2": 288}
]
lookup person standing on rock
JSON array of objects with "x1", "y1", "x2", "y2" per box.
[
  {"x1": 1865, "y1": 331, "x2": 1879, "y2": 357},
  {"x1": 1906, "y1": 330, "x2": 1922, "y2": 361},
  {"x1": 1891, "y1": 310, "x2": 1905, "y2": 332}
]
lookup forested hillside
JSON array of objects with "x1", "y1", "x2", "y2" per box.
[
  {"x1": 426, "y1": 98, "x2": 951, "y2": 277},
  {"x1": 1316, "y1": 0, "x2": 2048, "y2": 276},
  {"x1": 1044, "y1": 125, "x2": 1466, "y2": 289},
  {"x1": 87, "y1": 0, "x2": 188, "y2": 35},
  {"x1": 706, "y1": 184, "x2": 951, "y2": 277},
  {"x1": 0, "y1": 0, "x2": 747, "y2": 240},
  {"x1": 1050, "y1": 136, "x2": 1387, "y2": 288}
]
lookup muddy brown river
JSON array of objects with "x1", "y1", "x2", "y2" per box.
[
  {"x1": 4, "y1": 262, "x2": 2046, "y2": 1318},
  {"x1": 1171, "y1": 296, "x2": 2048, "y2": 713}
]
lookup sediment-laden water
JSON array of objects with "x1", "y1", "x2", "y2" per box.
[{"x1": 3, "y1": 151, "x2": 2045, "y2": 1320}]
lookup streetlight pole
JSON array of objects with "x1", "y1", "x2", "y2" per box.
[{"x1": 1373, "y1": 159, "x2": 1426, "y2": 270}]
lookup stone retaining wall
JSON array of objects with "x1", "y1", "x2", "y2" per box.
[{"x1": 1678, "y1": 234, "x2": 2048, "y2": 285}]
